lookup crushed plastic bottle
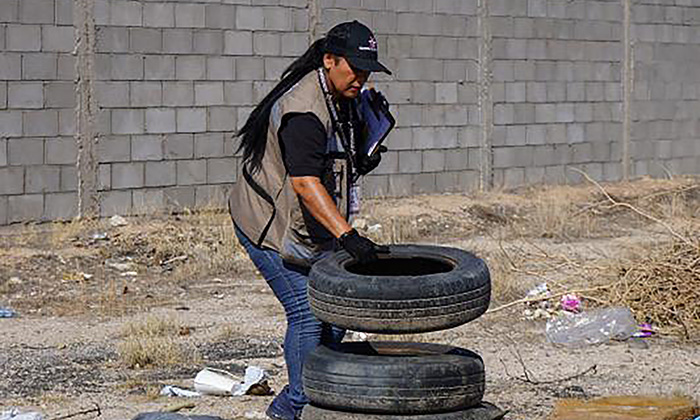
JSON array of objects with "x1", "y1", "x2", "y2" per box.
[
  {"x1": 546, "y1": 307, "x2": 637, "y2": 347},
  {"x1": 1, "y1": 409, "x2": 43, "y2": 420},
  {"x1": 0, "y1": 306, "x2": 17, "y2": 318}
]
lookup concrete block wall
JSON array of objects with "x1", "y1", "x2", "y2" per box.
[
  {"x1": 2, "y1": 0, "x2": 700, "y2": 224},
  {"x1": 488, "y1": 0, "x2": 624, "y2": 188},
  {"x1": 318, "y1": 0, "x2": 483, "y2": 197},
  {"x1": 92, "y1": 0, "x2": 312, "y2": 217},
  {"x1": 630, "y1": 1, "x2": 700, "y2": 178},
  {"x1": 0, "y1": 0, "x2": 77, "y2": 224}
]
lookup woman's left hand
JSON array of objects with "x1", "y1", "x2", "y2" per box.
[{"x1": 356, "y1": 145, "x2": 387, "y2": 176}]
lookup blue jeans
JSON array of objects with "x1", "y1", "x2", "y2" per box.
[{"x1": 235, "y1": 227, "x2": 344, "y2": 414}]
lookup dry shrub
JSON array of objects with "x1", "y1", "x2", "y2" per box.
[
  {"x1": 48, "y1": 217, "x2": 99, "y2": 248},
  {"x1": 122, "y1": 314, "x2": 181, "y2": 337},
  {"x1": 603, "y1": 239, "x2": 700, "y2": 338},
  {"x1": 501, "y1": 178, "x2": 699, "y2": 241},
  {"x1": 107, "y1": 210, "x2": 246, "y2": 281},
  {"x1": 523, "y1": 197, "x2": 600, "y2": 239},
  {"x1": 483, "y1": 244, "x2": 532, "y2": 304},
  {"x1": 118, "y1": 315, "x2": 199, "y2": 368},
  {"x1": 362, "y1": 216, "x2": 423, "y2": 244}
]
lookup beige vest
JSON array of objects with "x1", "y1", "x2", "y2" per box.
[{"x1": 229, "y1": 71, "x2": 350, "y2": 264}]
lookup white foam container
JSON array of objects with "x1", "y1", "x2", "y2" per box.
[{"x1": 194, "y1": 367, "x2": 238, "y2": 395}]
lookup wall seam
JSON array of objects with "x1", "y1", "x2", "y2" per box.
[
  {"x1": 308, "y1": 0, "x2": 321, "y2": 43},
  {"x1": 477, "y1": 0, "x2": 493, "y2": 191},
  {"x1": 622, "y1": 0, "x2": 633, "y2": 180},
  {"x1": 74, "y1": 0, "x2": 99, "y2": 218}
]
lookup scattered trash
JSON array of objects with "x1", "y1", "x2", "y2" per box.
[
  {"x1": 194, "y1": 368, "x2": 238, "y2": 396},
  {"x1": 546, "y1": 307, "x2": 637, "y2": 347},
  {"x1": 550, "y1": 395, "x2": 699, "y2": 420},
  {"x1": 194, "y1": 366, "x2": 271, "y2": 397},
  {"x1": 0, "y1": 307, "x2": 17, "y2": 318},
  {"x1": 109, "y1": 215, "x2": 128, "y2": 227},
  {"x1": 232, "y1": 366, "x2": 271, "y2": 396},
  {"x1": 633, "y1": 322, "x2": 655, "y2": 338},
  {"x1": 121, "y1": 271, "x2": 138, "y2": 277},
  {"x1": 352, "y1": 218, "x2": 367, "y2": 230},
  {"x1": 526, "y1": 282, "x2": 550, "y2": 298},
  {"x1": 367, "y1": 223, "x2": 382, "y2": 234},
  {"x1": 523, "y1": 307, "x2": 554, "y2": 320},
  {"x1": 91, "y1": 232, "x2": 109, "y2": 241},
  {"x1": 106, "y1": 258, "x2": 136, "y2": 272},
  {"x1": 160, "y1": 386, "x2": 201, "y2": 398},
  {"x1": 81, "y1": 272, "x2": 94, "y2": 280},
  {"x1": 0, "y1": 409, "x2": 44, "y2": 420},
  {"x1": 560, "y1": 294, "x2": 581, "y2": 313},
  {"x1": 522, "y1": 282, "x2": 556, "y2": 320},
  {"x1": 161, "y1": 255, "x2": 188, "y2": 267}
]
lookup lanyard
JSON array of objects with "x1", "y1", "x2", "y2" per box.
[{"x1": 316, "y1": 68, "x2": 359, "y2": 182}]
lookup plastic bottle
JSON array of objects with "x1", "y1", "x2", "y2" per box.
[{"x1": 546, "y1": 307, "x2": 638, "y2": 347}]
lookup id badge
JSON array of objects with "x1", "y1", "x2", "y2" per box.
[{"x1": 349, "y1": 184, "x2": 361, "y2": 216}]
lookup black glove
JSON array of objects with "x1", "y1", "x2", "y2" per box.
[
  {"x1": 338, "y1": 229, "x2": 389, "y2": 264},
  {"x1": 356, "y1": 145, "x2": 387, "y2": 176}
]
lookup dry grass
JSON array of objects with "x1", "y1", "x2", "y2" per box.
[
  {"x1": 106, "y1": 209, "x2": 247, "y2": 282},
  {"x1": 0, "y1": 207, "x2": 251, "y2": 316},
  {"x1": 116, "y1": 378, "x2": 162, "y2": 401},
  {"x1": 492, "y1": 177, "x2": 698, "y2": 241},
  {"x1": 601, "y1": 239, "x2": 700, "y2": 337},
  {"x1": 485, "y1": 242, "x2": 536, "y2": 303},
  {"x1": 520, "y1": 195, "x2": 601, "y2": 239},
  {"x1": 473, "y1": 176, "x2": 700, "y2": 338},
  {"x1": 117, "y1": 315, "x2": 200, "y2": 368},
  {"x1": 360, "y1": 215, "x2": 426, "y2": 244},
  {"x1": 2, "y1": 177, "x2": 698, "y2": 329},
  {"x1": 358, "y1": 177, "x2": 700, "y2": 312}
]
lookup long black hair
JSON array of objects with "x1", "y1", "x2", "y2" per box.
[{"x1": 236, "y1": 38, "x2": 328, "y2": 173}]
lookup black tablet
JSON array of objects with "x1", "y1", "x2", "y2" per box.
[{"x1": 358, "y1": 88, "x2": 396, "y2": 157}]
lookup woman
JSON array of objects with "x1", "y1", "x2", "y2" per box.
[{"x1": 228, "y1": 21, "x2": 392, "y2": 420}]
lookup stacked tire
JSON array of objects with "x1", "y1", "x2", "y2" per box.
[{"x1": 303, "y1": 245, "x2": 505, "y2": 420}]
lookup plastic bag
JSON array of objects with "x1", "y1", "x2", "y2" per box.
[
  {"x1": 160, "y1": 385, "x2": 200, "y2": 398},
  {"x1": 546, "y1": 307, "x2": 637, "y2": 347}
]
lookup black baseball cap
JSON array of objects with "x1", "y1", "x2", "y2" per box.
[{"x1": 325, "y1": 21, "x2": 392, "y2": 75}]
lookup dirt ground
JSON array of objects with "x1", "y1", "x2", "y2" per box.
[{"x1": 1, "y1": 177, "x2": 699, "y2": 420}]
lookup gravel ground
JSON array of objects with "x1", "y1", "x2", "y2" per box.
[{"x1": 2, "y1": 181, "x2": 698, "y2": 419}]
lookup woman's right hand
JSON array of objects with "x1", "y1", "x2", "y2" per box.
[{"x1": 338, "y1": 229, "x2": 389, "y2": 263}]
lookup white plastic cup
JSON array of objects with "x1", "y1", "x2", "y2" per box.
[{"x1": 194, "y1": 367, "x2": 238, "y2": 395}]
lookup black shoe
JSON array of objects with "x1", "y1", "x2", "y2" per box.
[{"x1": 265, "y1": 386, "x2": 298, "y2": 420}]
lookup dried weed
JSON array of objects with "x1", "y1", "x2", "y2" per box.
[
  {"x1": 106, "y1": 210, "x2": 246, "y2": 282},
  {"x1": 602, "y1": 239, "x2": 700, "y2": 337},
  {"x1": 118, "y1": 315, "x2": 200, "y2": 368}
]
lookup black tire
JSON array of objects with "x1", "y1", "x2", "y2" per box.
[
  {"x1": 308, "y1": 245, "x2": 490, "y2": 334},
  {"x1": 302, "y1": 342, "x2": 485, "y2": 415},
  {"x1": 301, "y1": 403, "x2": 506, "y2": 420}
]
